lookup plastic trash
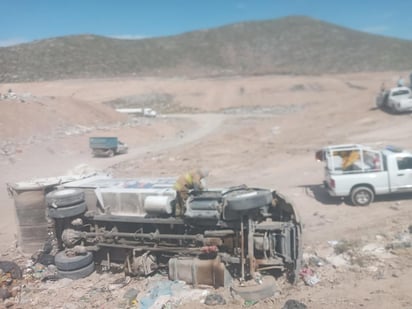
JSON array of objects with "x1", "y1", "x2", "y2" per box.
[{"x1": 299, "y1": 267, "x2": 320, "y2": 286}]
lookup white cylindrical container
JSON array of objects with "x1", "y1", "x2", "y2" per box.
[{"x1": 144, "y1": 195, "x2": 173, "y2": 215}]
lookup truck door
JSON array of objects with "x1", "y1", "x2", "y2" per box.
[{"x1": 389, "y1": 155, "x2": 412, "y2": 192}]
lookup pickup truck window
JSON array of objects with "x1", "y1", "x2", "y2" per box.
[
  {"x1": 329, "y1": 150, "x2": 360, "y2": 171},
  {"x1": 391, "y1": 89, "x2": 410, "y2": 96},
  {"x1": 363, "y1": 150, "x2": 382, "y2": 171},
  {"x1": 396, "y1": 156, "x2": 412, "y2": 170},
  {"x1": 327, "y1": 149, "x2": 382, "y2": 173},
  {"x1": 382, "y1": 154, "x2": 388, "y2": 170}
]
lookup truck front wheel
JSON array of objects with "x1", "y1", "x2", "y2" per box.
[{"x1": 350, "y1": 186, "x2": 374, "y2": 206}]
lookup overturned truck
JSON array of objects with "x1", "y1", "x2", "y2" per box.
[{"x1": 40, "y1": 176, "x2": 302, "y2": 290}]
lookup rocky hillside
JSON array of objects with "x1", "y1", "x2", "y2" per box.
[{"x1": 1, "y1": 16, "x2": 412, "y2": 82}]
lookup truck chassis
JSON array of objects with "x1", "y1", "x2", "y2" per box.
[{"x1": 46, "y1": 184, "x2": 303, "y2": 288}]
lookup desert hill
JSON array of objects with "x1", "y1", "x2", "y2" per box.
[{"x1": 1, "y1": 16, "x2": 412, "y2": 82}]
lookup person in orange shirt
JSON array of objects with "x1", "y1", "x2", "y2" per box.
[{"x1": 342, "y1": 151, "x2": 360, "y2": 170}]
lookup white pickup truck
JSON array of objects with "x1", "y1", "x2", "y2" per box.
[
  {"x1": 376, "y1": 86, "x2": 412, "y2": 113},
  {"x1": 316, "y1": 144, "x2": 412, "y2": 206}
]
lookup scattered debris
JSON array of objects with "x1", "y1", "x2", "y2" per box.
[
  {"x1": 108, "y1": 276, "x2": 132, "y2": 291},
  {"x1": 139, "y1": 279, "x2": 208, "y2": 309},
  {"x1": 282, "y1": 299, "x2": 308, "y2": 309},
  {"x1": 299, "y1": 267, "x2": 320, "y2": 286},
  {"x1": 0, "y1": 261, "x2": 23, "y2": 302},
  {"x1": 204, "y1": 293, "x2": 226, "y2": 306},
  {"x1": 123, "y1": 288, "x2": 139, "y2": 306},
  {"x1": 0, "y1": 261, "x2": 22, "y2": 279},
  {"x1": 307, "y1": 255, "x2": 327, "y2": 267},
  {"x1": 386, "y1": 233, "x2": 412, "y2": 250},
  {"x1": 0, "y1": 89, "x2": 36, "y2": 102}
]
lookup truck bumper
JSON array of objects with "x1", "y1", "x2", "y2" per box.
[{"x1": 323, "y1": 181, "x2": 339, "y2": 197}]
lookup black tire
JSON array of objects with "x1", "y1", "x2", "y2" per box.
[
  {"x1": 0, "y1": 261, "x2": 22, "y2": 279},
  {"x1": 350, "y1": 186, "x2": 374, "y2": 206},
  {"x1": 57, "y1": 261, "x2": 95, "y2": 280},
  {"x1": 55, "y1": 251, "x2": 94, "y2": 271},
  {"x1": 225, "y1": 189, "x2": 272, "y2": 211},
  {"x1": 231, "y1": 276, "x2": 276, "y2": 301},
  {"x1": 46, "y1": 189, "x2": 85, "y2": 207},
  {"x1": 223, "y1": 189, "x2": 272, "y2": 220},
  {"x1": 48, "y1": 202, "x2": 87, "y2": 219}
]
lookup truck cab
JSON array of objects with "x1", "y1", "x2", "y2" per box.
[
  {"x1": 317, "y1": 144, "x2": 412, "y2": 206},
  {"x1": 89, "y1": 137, "x2": 128, "y2": 157},
  {"x1": 383, "y1": 147, "x2": 412, "y2": 192}
]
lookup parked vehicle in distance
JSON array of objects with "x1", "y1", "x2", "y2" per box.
[
  {"x1": 316, "y1": 144, "x2": 412, "y2": 206},
  {"x1": 89, "y1": 137, "x2": 128, "y2": 157},
  {"x1": 376, "y1": 86, "x2": 412, "y2": 113}
]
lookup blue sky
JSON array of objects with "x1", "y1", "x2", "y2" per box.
[{"x1": 1, "y1": 0, "x2": 411, "y2": 47}]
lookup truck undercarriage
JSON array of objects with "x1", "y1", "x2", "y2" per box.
[{"x1": 46, "y1": 181, "x2": 302, "y2": 289}]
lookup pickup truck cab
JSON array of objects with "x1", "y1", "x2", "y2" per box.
[
  {"x1": 376, "y1": 86, "x2": 412, "y2": 113},
  {"x1": 316, "y1": 144, "x2": 412, "y2": 206},
  {"x1": 89, "y1": 137, "x2": 128, "y2": 157}
]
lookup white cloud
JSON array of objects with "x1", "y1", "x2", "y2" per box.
[
  {"x1": 361, "y1": 25, "x2": 389, "y2": 35},
  {"x1": 0, "y1": 37, "x2": 29, "y2": 47},
  {"x1": 109, "y1": 34, "x2": 147, "y2": 40}
]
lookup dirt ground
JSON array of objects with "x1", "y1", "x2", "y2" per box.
[{"x1": 0, "y1": 71, "x2": 412, "y2": 308}]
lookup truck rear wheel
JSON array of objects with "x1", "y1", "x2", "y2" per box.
[
  {"x1": 350, "y1": 186, "x2": 374, "y2": 206},
  {"x1": 55, "y1": 251, "x2": 94, "y2": 271},
  {"x1": 48, "y1": 202, "x2": 87, "y2": 219},
  {"x1": 225, "y1": 189, "x2": 272, "y2": 211},
  {"x1": 46, "y1": 189, "x2": 85, "y2": 207},
  {"x1": 57, "y1": 261, "x2": 95, "y2": 280},
  {"x1": 223, "y1": 189, "x2": 272, "y2": 220}
]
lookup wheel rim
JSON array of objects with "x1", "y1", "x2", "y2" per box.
[{"x1": 355, "y1": 190, "x2": 370, "y2": 205}]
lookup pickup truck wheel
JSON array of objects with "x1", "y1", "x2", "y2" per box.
[
  {"x1": 55, "y1": 251, "x2": 93, "y2": 271},
  {"x1": 350, "y1": 186, "x2": 374, "y2": 206},
  {"x1": 48, "y1": 202, "x2": 87, "y2": 219},
  {"x1": 46, "y1": 189, "x2": 85, "y2": 207}
]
